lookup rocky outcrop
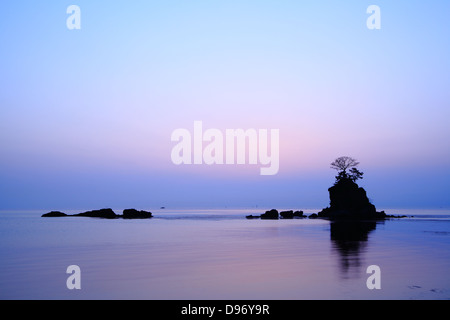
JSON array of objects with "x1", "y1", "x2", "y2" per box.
[
  {"x1": 247, "y1": 209, "x2": 305, "y2": 220},
  {"x1": 317, "y1": 178, "x2": 386, "y2": 220},
  {"x1": 74, "y1": 208, "x2": 117, "y2": 219},
  {"x1": 280, "y1": 210, "x2": 305, "y2": 219},
  {"x1": 42, "y1": 208, "x2": 153, "y2": 219},
  {"x1": 122, "y1": 209, "x2": 153, "y2": 219},
  {"x1": 260, "y1": 209, "x2": 279, "y2": 220},
  {"x1": 246, "y1": 209, "x2": 280, "y2": 220},
  {"x1": 41, "y1": 211, "x2": 67, "y2": 217}
]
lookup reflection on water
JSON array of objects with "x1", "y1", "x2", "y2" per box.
[
  {"x1": 1, "y1": 211, "x2": 450, "y2": 299},
  {"x1": 329, "y1": 220, "x2": 381, "y2": 279}
]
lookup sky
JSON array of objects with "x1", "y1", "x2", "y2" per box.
[{"x1": 1, "y1": 1, "x2": 449, "y2": 210}]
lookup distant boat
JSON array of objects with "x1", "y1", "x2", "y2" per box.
[{"x1": 160, "y1": 207, "x2": 165, "y2": 209}]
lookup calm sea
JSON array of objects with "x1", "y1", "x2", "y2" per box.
[{"x1": 1, "y1": 208, "x2": 449, "y2": 300}]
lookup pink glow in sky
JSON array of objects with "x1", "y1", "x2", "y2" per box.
[{"x1": 1, "y1": 1, "x2": 449, "y2": 209}]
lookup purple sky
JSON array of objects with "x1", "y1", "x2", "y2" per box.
[{"x1": 1, "y1": 1, "x2": 449, "y2": 210}]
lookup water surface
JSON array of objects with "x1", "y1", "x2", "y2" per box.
[{"x1": 0, "y1": 209, "x2": 449, "y2": 300}]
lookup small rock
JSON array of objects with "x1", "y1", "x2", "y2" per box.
[
  {"x1": 122, "y1": 209, "x2": 153, "y2": 219},
  {"x1": 260, "y1": 209, "x2": 279, "y2": 220},
  {"x1": 293, "y1": 210, "x2": 305, "y2": 217},
  {"x1": 42, "y1": 211, "x2": 67, "y2": 217},
  {"x1": 75, "y1": 208, "x2": 117, "y2": 219},
  {"x1": 280, "y1": 210, "x2": 294, "y2": 219}
]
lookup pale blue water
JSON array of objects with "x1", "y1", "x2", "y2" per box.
[{"x1": 0, "y1": 209, "x2": 450, "y2": 300}]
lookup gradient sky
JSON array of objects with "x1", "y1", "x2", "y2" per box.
[{"x1": 1, "y1": 1, "x2": 449, "y2": 210}]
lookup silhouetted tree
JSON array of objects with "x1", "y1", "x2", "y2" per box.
[
  {"x1": 349, "y1": 167, "x2": 364, "y2": 182},
  {"x1": 331, "y1": 156, "x2": 363, "y2": 183}
]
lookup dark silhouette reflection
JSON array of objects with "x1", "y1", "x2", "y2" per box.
[{"x1": 330, "y1": 220, "x2": 383, "y2": 278}]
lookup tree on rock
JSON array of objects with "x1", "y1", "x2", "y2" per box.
[
  {"x1": 331, "y1": 156, "x2": 363, "y2": 183},
  {"x1": 318, "y1": 156, "x2": 385, "y2": 219}
]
